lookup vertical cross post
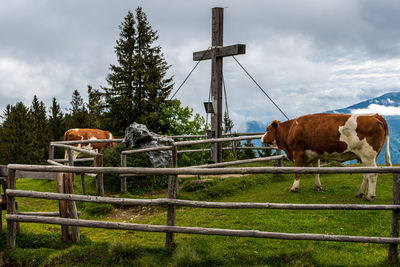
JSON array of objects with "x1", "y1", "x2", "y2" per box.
[
  {"x1": 211, "y1": 7, "x2": 224, "y2": 164},
  {"x1": 193, "y1": 7, "x2": 246, "y2": 163}
]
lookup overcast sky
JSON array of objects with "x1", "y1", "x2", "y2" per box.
[{"x1": 1, "y1": 0, "x2": 400, "y2": 131}]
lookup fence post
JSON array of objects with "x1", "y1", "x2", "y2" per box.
[
  {"x1": 64, "y1": 173, "x2": 80, "y2": 242},
  {"x1": 389, "y1": 172, "x2": 400, "y2": 263},
  {"x1": 6, "y1": 169, "x2": 17, "y2": 247},
  {"x1": 166, "y1": 145, "x2": 178, "y2": 248},
  {"x1": 80, "y1": 173, "x2": 86, "y2": 195},
  {"x1": 121, "y1": 154, "x2": 127, "y2": 193},
  {"x1": 232, "y1": 141, "x2": 237, "y2": 160},
  {"x1": 49, "y1": 144, "x2": 54, "y2": 161},
  {"x1": 276, "y1": 149, "x2": 282, "y2": 167},
  {"x1": 57, "y1": 173, "x2": 70, "y2": 241},
  {"x1": 95, "y1": 154, "x2": 104, "y2": 196}
]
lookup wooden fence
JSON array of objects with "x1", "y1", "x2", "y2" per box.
[
  {"x1": 5, "y1": 164, "x2": 400, "y2": 263},
  {"x1": 120, "y1": 134, "x2": 282, "y2": 192},
  {"x1": 48, "y1": 134, "x2": 274, "y2": 194}
]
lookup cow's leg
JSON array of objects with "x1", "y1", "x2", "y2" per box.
[
  {"x1": 290, "y1": 152, "x2": 305, "y2": 192},
  {"x1": 366, "y1": 172, "x2": 378, "y2": 201},
  {"x1": 313, "y1": 159, "x2": 322, "y2": 191},
  {"x1": 356, "y1": 174, "x2": 368, "y2": 198},
  {"x1": 357, "y1": 158, "x2": 377, "y2": 201}
]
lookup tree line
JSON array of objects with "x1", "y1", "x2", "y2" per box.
[{"x1": 0, "y1": 7, "x2": 206, "y2": 165}]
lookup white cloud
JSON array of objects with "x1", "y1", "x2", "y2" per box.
[{"x1": 351, "y1": 104, "x2": 400, "y2": 116}]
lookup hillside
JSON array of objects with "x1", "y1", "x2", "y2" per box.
[{"x1": 246, "y1": 92, "x2": 400, "y2": 164}]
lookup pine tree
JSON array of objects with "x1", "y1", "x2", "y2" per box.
[
  {"x1": 49, "y1": 97, "x2": 65, "y2": 141},
  {"x1": 0, "y1": 102, "x2": 31, "y2": 164},
  {"x1": 103, "y1": 7, "x2": 173, "y2": 135},
  {"x1": 87, "y1": 85, "x2": 103, "y2": 129},
  {"x1": 29, "y1": 95, "x2": 51, "y2": 163},
  {"x1": 66, "y1": 89, "x2": 89, "y2": 128}
]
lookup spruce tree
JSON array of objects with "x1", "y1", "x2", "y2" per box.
[
  {"x1": 87, "y1": 85, "x2": 103, "y2": 129},
  {"x1": 66, "y1": 89, "x2": 89, "y2": 128},
  {"x1": 49, "y1": 97, "x2": 65, "y2": 141},
  {"x1": 103, "y1": 7, "x2": 173, "y2": 135},
  {"x1": 30, "y1": 95, "x2": 50, "y2": 163},
  {"x1": 0, "y1": 102, "x2": 31, "y2": 164}
]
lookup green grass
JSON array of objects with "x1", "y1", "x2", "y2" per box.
[{"x1": 1, "y1": 167, "x2": 398, "y2": 266}]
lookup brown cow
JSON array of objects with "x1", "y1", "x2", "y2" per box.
[
  {"x1": 261, "y1": 113, "x2": 391, "y2": 200},
  {"x1": 63, "y1": 128, "x2": 116, "y2": 160}
]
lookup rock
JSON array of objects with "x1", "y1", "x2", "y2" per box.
[{"x1": 123, "y1": 123, "x2": 174, "y2": 168}]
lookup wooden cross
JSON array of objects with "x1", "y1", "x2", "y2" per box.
[{"x1": 193, "y1": 7, "x2": 246, "y2": 163}]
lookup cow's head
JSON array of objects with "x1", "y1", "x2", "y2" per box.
[{"x1": 261, "y1": 120, "x2": 280, "y2": 148}]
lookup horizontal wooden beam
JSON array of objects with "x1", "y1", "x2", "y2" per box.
[
  {"x1": 52, "y1": 139, "x2": 123, "y2": 145},
  {"x1": 193, "y1": 44, "x2": 246, "y2": 61},
  {"x1": 7, "y1": 189, "x2": 400, "y2": 211},
  {"x1": 6, "y1": 214, "x2": 400, "y2": 244},
  {"x1": 190, "y1": 155, "x2": 286, "y2": 168},
  {"x1": 7, "y1": 164, "x2": 400, "y2": 175}
]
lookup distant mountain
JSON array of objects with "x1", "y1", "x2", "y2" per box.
[{"x1": 246, "y1": 92, "x2": 400, "y2": 164}]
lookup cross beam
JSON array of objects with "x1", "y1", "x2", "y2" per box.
[{"x1": 193, "y1": 7, "x2": 246, "y2": 163}]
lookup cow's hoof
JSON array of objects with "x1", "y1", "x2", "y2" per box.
[
  {"x1": 356, "y1": 193, "x2": 365, "y2": 198},
  {"x1": 314, "y1": 186, "x2": 322, "y2": 191},
  {"x1": 366, "y1": 196, "x2": 375, "y2": 201},
  {"x1": 290, "y1": 188, "x2": 298, "y2": 192}
]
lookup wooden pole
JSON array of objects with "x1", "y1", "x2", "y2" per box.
[
  {"x1": 56, "y1": 173, "x2": 69, "y2": 241},
  {"x1": 389, "y1": 172, "x2": 400, "y2": 263},
  {"x1": 276, "y1": 149, "x2": 283, "y2": 167},
  {"x1": 80, "y1": 173, "x2": 86, "y2": 195},
  {"x1": 64, "y1": 173, "x2": 80, "y2": 242},
  {"x1": 121, "y1": 154, "x2": 127, "y2": 193},
  {"x1": 95, "y1": 154, "x2": 104, "y2": 196},
  {"x1": 7, "y1": 214, "x2": 400, "y2": 245},
  {"x1": 6, "y1": 169, "x2": 16, "y2": 247},
  {"x1": 166, "y1": 146, "x2": 178, "y2": 247},
  {"x1": 211, "y1": 7, "x2": 224, "y2": 164}
]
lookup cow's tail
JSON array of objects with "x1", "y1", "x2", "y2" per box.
[{"x1": 377, "y1": 114, "x2": 392, "y2": 166}]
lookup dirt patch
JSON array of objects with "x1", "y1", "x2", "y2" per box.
[
  {"x1": 106, "y1": 205, "x2": 165, "y2": 221},
  {"x1": 178, "y1": 174, "x2": 246, "y2": 179}
]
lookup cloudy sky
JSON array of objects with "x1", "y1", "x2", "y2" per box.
[{"x1": 1, "y1": 0, "x2": 400, "y2": 131}]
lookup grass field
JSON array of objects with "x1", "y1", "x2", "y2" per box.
[{"x1": 1, "y1": 162, "x2": 398, "y2": 266}]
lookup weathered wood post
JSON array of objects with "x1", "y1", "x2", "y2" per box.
[
  {"x1": 95, "y1": 154, "x2": 104, "y2": 196},
  {"x1": 56, "y1": 172, "x2": 70, "y2": 241},
  {"x1": 193, "y1": 7, "x2": 246, "y2": 163},
  {"x1": 80, "y1": 173, "x2": 86, "y2": 195},
  {"x1": 67, "y1": 148, "x2": 75, "y2": 185},
  {"x1": 121, "y1": 154, "x2": 127, "y2": 193},
  {"x1": 49, "y1": 144, "x2": 55, "y2": 161},
  {"x1": 166, "y1": 145, "x2": 178, "y2": 248},
  {"x1": 64, "y1": 173, "x2": 80, "y2": 242},
  {"x1": 389, "y1": 172, "x2": 400, "y2": 263},
  {"x1": 276, "y1": 149, "x2": 282, "y2": 167},
  {"x1": 6, "y1": 169, "x2": 16, "y2": 247}
]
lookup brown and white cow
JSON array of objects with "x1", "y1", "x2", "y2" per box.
[
  {"x1": 63, "y1": 128, "x2": 116, "y2": 160},
  {"x1": 261, "y1": 113, "x2": 391, "y2": 200}
]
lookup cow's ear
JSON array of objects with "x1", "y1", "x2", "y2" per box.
[{"x1": 271, "y1": 120, "x2": 280, "y2": 129}]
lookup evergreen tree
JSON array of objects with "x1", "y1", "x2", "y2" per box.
[
  {"x1": 49, "y1": 97, "x2": 65, "y2": 141},
  {"x1": 103, "y1": 7, "x2": 173, "y2": 135},
  {"x1": 87, "y1": 85, "x2": 103, "y2": 129},
  {"x1": 66, "y1": 89, "x2": 89, "y2": 128},
  {"x1": 224, "y1": 111, "x2": 234, "y2": 134},
  {"x1": 0, "y1": 102, "x2": 31, "y2": 164},
  {"x1": 29, "y1": 95, "x2": 51, "y2": 164}
]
